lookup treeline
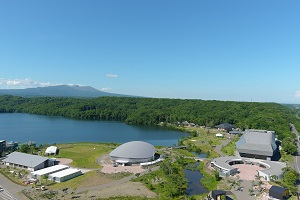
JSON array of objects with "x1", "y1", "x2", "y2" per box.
[{"x1": 0, "y1": 95, "x2": 299, "y2": 140}]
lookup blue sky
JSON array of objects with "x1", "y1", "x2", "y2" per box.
[{"x1": 0, "y1": 1, "x2": 299, "y2": 103}]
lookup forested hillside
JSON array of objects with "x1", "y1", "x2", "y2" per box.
[{"x1": 1, "y1": 95, "x2": 299, "y2": 141}]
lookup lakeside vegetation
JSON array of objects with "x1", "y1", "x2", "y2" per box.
[{"x1": 1, "y1": 95, "x2": 299, "y2": 141}]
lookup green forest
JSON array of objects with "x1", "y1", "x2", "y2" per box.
[{"x1": 0, "y1": 95, "x2": 299, "y2": 142}]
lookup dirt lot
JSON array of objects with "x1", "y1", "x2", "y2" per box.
[
  {"x1": 56, "y1": 158, "x2": 73, "y2": 165},
  {"x1": 27, "y1": 181, "x2": 156, "y2": 200},
  {"x1": 101, "y1": 164, "x2": 146, "y2": 174}
]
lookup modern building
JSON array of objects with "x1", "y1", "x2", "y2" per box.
[
  {"x1": 211, "y1": 156, "x2": 285, "y2": 181},
  {"x1": 2, "y1": 152, "x2": 55, "y2": 171},
  {"x1": 236, "y1": 130, "x2": 277, "y2": 160},
  {"x1": 0, "y1": 140, "x2": 6, "y2": 157},
  {"x1": 269, "y1": 186, "x2": 289, "y2": 200},
  {"x1": 48, "y1": 168, "x2": 82, "y2": 183},
  {"x1": 45, "y1": 146, "x2": 58, "y2": 155},
  {"x1": 30, "y1": 164, "x2": 69, "y2": 179},
  {"x1": 210, "y1": 156, "x2": 242, "y2": 177},
  {"x1": 109, "y1": 141, "x2": 156, "y2": 165},
  {"x1": 215, "y1": 123, "x2": 236, "y2": 132}
]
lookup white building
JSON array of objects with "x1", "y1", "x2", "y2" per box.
[
  {"x1": 48, "y1": 168, "x2": 82, "y2": 183},
  {"x1": 30, "y1": 165, "x2": 69, "y2": 179}
]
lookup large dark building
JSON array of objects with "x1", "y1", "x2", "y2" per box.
[
  {"x1": 0, "y1": 140, "x2": 6, "y2": 157},
  {"x1": 236, "y1": 130, "x2": 277, "y2": 160}
]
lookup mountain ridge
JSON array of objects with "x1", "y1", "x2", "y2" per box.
[{"x1": 0, "y1": 85, "x2": 131, "y2": 98}]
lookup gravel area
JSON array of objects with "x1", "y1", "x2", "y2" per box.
[
  {"x1": 101, "y1": 164, "x2": 146, "y2": 174},
  {"x1": 56, "y1": 158, "x2": 73, "y2": 165}
]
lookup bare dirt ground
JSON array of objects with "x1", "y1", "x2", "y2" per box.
[
  {"x1": 101, "y1": 164, "x2": 146, "y2": 174},
  {"x1": 83, "y1": 182, "x2": 156, "y2": 199},
  {"x1": 56, "y1": 158, "x2": 73, "y2": 165}
]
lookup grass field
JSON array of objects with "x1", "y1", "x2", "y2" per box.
[{"x1": 52, "y1": 142, "x2": 119, "y2": 169}]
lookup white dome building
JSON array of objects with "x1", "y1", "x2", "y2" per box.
[{"x1": 109, "y1": 141, "x2": 156, "y2": 164}]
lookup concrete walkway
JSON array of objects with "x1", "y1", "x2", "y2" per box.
[{"x1": 214, "y1": 138, "x2": 231, "y2": 156}]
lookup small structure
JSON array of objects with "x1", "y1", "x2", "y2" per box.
[
  {"x1": 229, "y1": 130, "x2": 241, "y2": 135},
  {"x1": 45, "y1": 146, "x2": 58, "y2": 155},
  {"x1": 3, "y1": 152, "x2": 54, "y2": 171},
  {"x1": 48, "y1": 168, "x2": 82, "y2": 183},
  {"x1": 211, "y1": 190, "x2": 227, "y2": 200},
  {"x1": 269, "y1": 186, "x2": 289, "y2": 200},
  {"x1": 109, "y1": 141, "x2": 156, "y2": 165},
  {"x1": 30, "y1": 165, "x2": 69, "y2": 179},
  {"x1": 215, "y1": 123, "x2": 236, "y2": 132},
  {"x1": 216, "y1": 133, "x2": 223, "y2": 138}
]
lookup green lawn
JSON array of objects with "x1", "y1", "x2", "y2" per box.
[{"x1": 52, "y1": 142, "x2": 118, "y2": 169}]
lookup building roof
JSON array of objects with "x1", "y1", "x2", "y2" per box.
[
  {"x1": 109, "y1": 141, "x2": 156, "y2": 159},
  {"x1": 211, "y1": 156, "x2": 242, "y2": 172},
  {"x1": 50, "y1": 168, "x2": 81, "y2": 178},
  {"x1": 215, "y1": 123, "x2": 236, "y2": 130},
  {"x1": 31, "y1": 165, "x2": 69, "y2": 176},
  {"x1": 236, "y1": 131, "x2": 277, "y2": 156},
  {"x1": 258, "y1": 160, "x2": 286, "y2": 177},
  {"x1": 212, "y1": 190, "x2": 227, "y2": 199},
  {"x1": 45, "y1": 146, "x2": 57, "y2": 154},
  {"x1": 269, "y1": 186, "x2": 288, "y2": 200},
  {"x1": 3, "y1": 152, "x2": 48, "y2": 168}
]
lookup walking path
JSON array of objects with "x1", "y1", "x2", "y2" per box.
[{"x1": 214, "y1": 138, "x2": 230, "y2": 156}]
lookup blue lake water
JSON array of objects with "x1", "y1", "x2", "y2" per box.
[{"x1": 0, "y1": 113, "x2": 188, "y2": 146}]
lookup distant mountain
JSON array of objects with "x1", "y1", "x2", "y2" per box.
[{"x1": 0, "y1": 85, "x2": 131, "y2": 98}]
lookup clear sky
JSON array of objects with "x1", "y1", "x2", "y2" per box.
[{"x1": 0, "y1": 1, "x2": 299, "y2": 103}]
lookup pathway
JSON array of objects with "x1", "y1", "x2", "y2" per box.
[{"x1": 214, "y1": 138, "x2": 231, "y2": 156}]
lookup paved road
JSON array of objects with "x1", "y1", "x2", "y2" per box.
[
  {"x1": 0, "y1": 186, "x2": 18, "y2": 200},
  {"x1": 290, "y1": 123, "x2": 300, "y2": 172},
  {"x1": 0, "y1": 173, "x2": 28, "y2": 200}
]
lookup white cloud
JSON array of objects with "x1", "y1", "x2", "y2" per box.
[
  {"x1": 0, "y1": 78, "x2": 56, "y2": 89},
  {"x1": 295, "y1": 91, "x2": 300, "y2": 98},
  {"x1": 100, "y1": 87, "x2": 111, "y2": 92},
  {"x1": 105, "y1": 73, "x2": 118, "y2": 78}
]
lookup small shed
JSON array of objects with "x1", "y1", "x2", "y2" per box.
[
  {"x1": 269, "y1": 186, "x2": 289, "y2": 200},
  {"x1": 212, "y1": 190, "x2": 227, "y2": 200},
  {"x1": 216, "y1": 133, "x2": 223, "y2": 137}
]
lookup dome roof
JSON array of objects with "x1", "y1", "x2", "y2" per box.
[{"x1": 109, "y1": 141, "x2": 156, "y2": 159}]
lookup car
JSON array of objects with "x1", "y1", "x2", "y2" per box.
[{"x1": 0, "y1": 187, "x2": 4, "y2": 192}]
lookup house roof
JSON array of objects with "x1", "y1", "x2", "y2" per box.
[
  {"x1": 236, "y1": 131, "x2": 277, "y2": 156},
  {"x1": 215, "y1": 123, "x2": 236, "y2": 130},
  {"x1": 31, "y1": 165, "x2": 69, "y2": 176},
  {"x1": 212, "y1": 190, "x2": 226, "y2": 199},
  {"x1": 49, "y1": 168, "x2": 81, "y2": 178},
  {"x1": 3, "y1": 152, "x2": 48, "y2": 168},
  {"x1": 269, "y1": 186, "x2": 288, "y2": 200}
]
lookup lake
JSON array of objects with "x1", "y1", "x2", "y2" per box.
[{"x1": 0, "y1": 113, "x2": 188, "y2": 146}]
